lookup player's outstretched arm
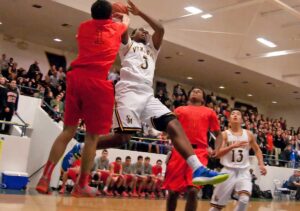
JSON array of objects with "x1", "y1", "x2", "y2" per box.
[
  {"x1": 127, "y1": 0, "x2": 164, "y2": 50},
  {"x1": 249, "y1": 131, "x2": 267, "y2": 175},
  {"x1": 113, "y1": 12, "x2": 130, "y2": 45}
]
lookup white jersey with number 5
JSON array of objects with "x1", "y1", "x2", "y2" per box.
[
  {"x1": 220, "y1": 129, "x2": 250, "y2": 169},
  {"x1": 119, "y1": 37, "x2": 159, "y2": 87}
]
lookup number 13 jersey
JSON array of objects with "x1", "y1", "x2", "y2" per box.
[
  {"x1": 119, "y1": 37, "x2": 159, "y2": 87},
  {"x1": 220, "y1": 129, "x2": 250, "y2": 169}
]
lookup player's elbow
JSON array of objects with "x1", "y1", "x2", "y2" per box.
[{"x1": 156, "y1": 25, "x2": 165, "y2": 35}]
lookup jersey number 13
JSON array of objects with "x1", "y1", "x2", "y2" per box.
[{"x1": 231, "y1": 149, "x2": 244, "y2": 163}]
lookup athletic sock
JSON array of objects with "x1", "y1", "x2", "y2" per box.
[
  {"x1": 42, "y1": 160, "x2": 55, "y2": 180},
  {"x1": 187, "y1": 155, "x2": 203, "y2": 172},
  {"x1": 78, "y1": 172, "x2": 90, "y2": 188}
]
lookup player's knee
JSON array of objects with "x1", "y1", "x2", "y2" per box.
[
  {"x1": 235, "y1": 194, "x2": 250, "y2": 211},
  {"x1": 168, "y1": 190, "x2": 180, "y2": 199},
  {"x1": 239, "y1": 194, "x2": 250, "y2": 204},
  {"x1": 152, "y1": 113, "x2": 177, "y2": 132},
  {"x1": 187, "y1": 187, "x2": 198, "y2": 198}
]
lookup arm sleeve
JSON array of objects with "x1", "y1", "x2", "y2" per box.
[{"x1": 209, "y1": 110, "x2": 220, "y2": 132}]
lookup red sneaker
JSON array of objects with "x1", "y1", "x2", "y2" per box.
[
  {"x1": 138, "y1": 192, "x2": 145, "y2": 198},
  {"x1": 103, "y1": 189, "x2": 113, "y2": 197},
  {"x1": 71, "y1": 184, "x2": 100, "y2": 198},
  {"x1": 132, "y1": 192, "x2": 139, "y2": 197},
  {"x1": 59, "y1": 187, "x2": 65, "y2": 194},
  {"x1": 36, "y1": 177, "x2": 50, "y2": 194},
  {"x1": 121, "y1": 192, "x2": 129, "y2": 197}
]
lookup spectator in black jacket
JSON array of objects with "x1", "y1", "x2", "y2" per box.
[
  {"x1": 0, "y1": 76, "x2": 8, "y2": 132},
  {"x1": 2, "y1": 80, "x2": 19, "y2": 134}
]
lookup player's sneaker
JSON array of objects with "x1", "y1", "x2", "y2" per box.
[
  {"x1": 71, "y1": 184, "x2": 100, "y2": 197},
  {"x1": 36, "y1": 177, "x2": 51, "y2": 194},
  {"x1": 59, "y1": 186, "x2": 65, "y2": 194},
  {"x1": 192, "y1": 166, "x2": 229, "y2": 186},
  {"x1": 132, "y1": 192, "x2": 139, "y2": 197},
  {"x1": 121, "y1": 191, "x2": 129, "y2": 197}
]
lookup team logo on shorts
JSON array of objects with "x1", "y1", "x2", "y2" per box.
[
  {"x1": 126, "y1": 115, "x2": 133, "y2": 124},
  {"x1": 214, "y1": 195, "x2": 219, "y2": 202}
]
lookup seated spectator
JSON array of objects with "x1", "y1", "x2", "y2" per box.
[
  {"x1": 287, "y1": 170, "x2": 300, "y2": 200},
  {"x1": 132, "y1": 155, "x2": 146, "y2": 197},
  {"x1": 50, "y1": 94, "x2": 64, "y2": 113}
]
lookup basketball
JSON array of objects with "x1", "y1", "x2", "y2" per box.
[{"x1": 112, "y1": 2, "x2": 129, "y2": 15}]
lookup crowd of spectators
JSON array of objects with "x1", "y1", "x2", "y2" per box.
[{"x1": 1, "y1": 52, "x2": 300, "y2": 167}]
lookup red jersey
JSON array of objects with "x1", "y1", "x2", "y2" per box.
[
  {"x1": 112, "y1": 162, "x2": 122, "y2": 174},
  {"x1": 152, "y1": 165, "x2": 162, "y2": 176},
  {"x1": 266, "y1": 134, "x2": 274, "y2": 151},
  {"x1": 175, "y1": 105, "x2": 220, "y2": 148},
  {"x1": 71, "y1": 19, "x2": 127, "y2": 79}
]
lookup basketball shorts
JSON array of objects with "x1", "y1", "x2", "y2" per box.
[
  {"x1": 124, "y1": 174, "x2": 134, "y2": 183},
  {"x1": 210, "y1": 167, "x2": 252, "y2": 208},
  {"x1": 163, "y1": 148, "x2": 208, "y2": 192},
  {"x1": 64, "y1": 69, "x2": 114, "y2": 135},
  {"x1": 99, "y1": 170, "x2": 111, "y2": 183},
  {"x1": 113, "y1": 81, "x2": 171, "y2": 133}
]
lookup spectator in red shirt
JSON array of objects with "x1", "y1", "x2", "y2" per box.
[
  {"x1": 266, "y1": 130, "x2": 274, "y2": 165},
  {"x1": 151, "y1": 159, "x2": 164, "y2": 198},
  {"x1": 36, "y1": 0, "x2": 130, "y2": 197}
]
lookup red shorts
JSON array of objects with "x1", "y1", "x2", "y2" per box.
[
  {"x1": 124, "y1": 174, "x2": 134, "y2": 183},
  {"x1": 163, "y1": 148, "x2": 208, "y2": 192},
  {"x1": 68, "y1": 168, "x2": 79, "y2": 182},
  {"x1": 99, "y1": 171, "x2": 111, "y2": 183},
  {"x1": 64, "y1": 69, "x2": 114, "y2": 135}
]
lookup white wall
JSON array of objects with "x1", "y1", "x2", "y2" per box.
[{"x1": 0, "y1": 33, "x2": 77, "y2": 77}]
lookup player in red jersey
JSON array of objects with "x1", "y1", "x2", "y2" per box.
[
  {"x1": 163, "y1": 87, "x2": 223, "y2": 211},
  {"x1": 151, "y1": 159, "x2": 164, "y2": 198},
  {"x1": 109, "y1": 157, "x2": 125, "y2": 196},
  {"x1": 36, "y1": 0, "x2": 130, "y2": 197}
]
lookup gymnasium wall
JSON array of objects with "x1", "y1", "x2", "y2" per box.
[
  {"x1": 267, "y1": 105, "x2": 300, "y2": 129},
  {"x1": 0, "y1": 33, "x2": 77, "y2": 77}
]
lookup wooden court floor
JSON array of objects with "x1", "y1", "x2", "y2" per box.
[{"x1": 0, "y1": 193, "x2": 299, "y2": 211}]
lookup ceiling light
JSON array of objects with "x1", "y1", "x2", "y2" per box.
[
  {"x1": 264, "y1": 50, "x2": 288, "y2": 58},
  {"x1": 184, "y1": 6, "x2": 203, "y2": 15},
  {"x1": 201, "y1": 14, "x2": 213, "y2": 19},
  {"x1": 32, "y1": 4, "x2": 42, "y2": 9},
  {"x1": 272, "y1": 101, "x2": 278, "y2": 104},
  {"x1": 247, "y1": 94, "x2": 253, "y2": 97},
  {"x1": 266, "y1": 82, "x2": 273, "y2": 85},
  {"x1": 256, "y1": 37, "x2": 277, "y2": 48},
  {"x1": 293, "y1": 91, "x2": 299, "y2": 94},
  {"x1": 242, "y1": 81, "x2": 249, "y2": 84},
  {"x1": 0, "y1": 22, "x2": 2, "y2": 25},
  {"x1": 235, "y1": 71, "x2": 241, "y2": 75},
  {"x1": 219, "y1": 86, "x2": 225, "y2": 89},
  {"x1": 165, "y1": 56, "x2": 172, "y2": 59},
  {"x1": 53, "y1": 38, "x2": 62, "y2": 42},
  {"x1": 198, "y1": 59, "x2": 205, "y2": 62},
  {"x1": 187, "y1": 77, "x2": 193, "y2": 80}
]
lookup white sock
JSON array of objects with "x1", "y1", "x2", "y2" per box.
[{"x1": 187, "y1": 155, "x2": 203, "y2": 172}]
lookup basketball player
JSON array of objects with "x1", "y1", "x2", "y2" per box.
[
  {"x1": 36, "y1": 0, "x2": 130, "y2": 197},
  {"x1": 151, "y1": 159, "x2": 164, "y2": 198},
  {"x1": 92, "y1": 149, "x2": 111, "y2": 194},
  {"x1": 109, "y1": 157, "x2": 125, "y2": 196},
  {"x1": 164, "y1": 87, "x2": 223, "y2": 211},
  {"x1": 59, "y1": 143, "x2": 84, "y2": 194},
  {"x1": 122, "y1": 156, "x2": 138, "y2": 197},
  {"x1": 112, "y1": 0, "x2": 228, "y2": 187},
  {"x1": 210, "y1": 109, "x2": 267, "y2": 211}
]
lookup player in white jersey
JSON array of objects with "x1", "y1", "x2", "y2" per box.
[
  {"x1": 108, "y1": 0, "x2": 229, "y2": 186},
  {"x1": 210, "y1": 109, "x2": 267, "y2": 211}
]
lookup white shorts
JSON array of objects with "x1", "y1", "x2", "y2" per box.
[
  {"x1": 113, "y1": 81, "x2": 171, "y2": 132},
  {"x1": 210, "y1": 167, "x2": 252, "y2": 208}
]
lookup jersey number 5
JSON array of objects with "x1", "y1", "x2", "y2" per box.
[
  {"x1": 141, "y1": 56, "x2": 149, "y2": 69},
  {"x1": 231, "y1": 149, "x2": 243, "y2": 163}
]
